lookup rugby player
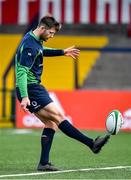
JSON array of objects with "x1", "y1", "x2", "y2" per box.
[{"x1": 15, "y1": 16, "x2": 110, "y2": 171}]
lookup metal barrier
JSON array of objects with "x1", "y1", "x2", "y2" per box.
[
  {"x1": 0, "y1": 14, "x2": 39, "y2": 127},
  {"x1": 0, "y1": 89, "x2": 15, "y2": 127}
]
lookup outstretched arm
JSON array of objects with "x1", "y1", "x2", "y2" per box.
[
  {"x1": 64, "y1": 46, "x2": 80, "y2": 59},
  {"x1": 43, "y1": 47, "x2": 64, "y2": 56},
  {"x1": 43, "y1": 46, "x2": 80, "y2": 59}
]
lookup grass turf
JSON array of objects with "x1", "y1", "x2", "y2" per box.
[{"x1": 0, "y1": 129, "x2": 131, "y2": 179}]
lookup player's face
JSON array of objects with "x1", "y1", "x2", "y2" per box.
[{"x1": 40, "y1": 27, "x2": 56, "y2": 41}]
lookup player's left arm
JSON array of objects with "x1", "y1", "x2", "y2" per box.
[
  {"x1": 43, "y1": 47, "x2": 64, "y2": 56},
  {"x1": 43, "y1": 46, "x2": 80, "y2": 59},
  {"x1": 64, "y1": 46, "x2": 80, "y2": 59}
]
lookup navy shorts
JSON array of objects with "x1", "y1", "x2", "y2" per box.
[{"x1": 16, "y1": 83, "x2": 53, "y2": 113}]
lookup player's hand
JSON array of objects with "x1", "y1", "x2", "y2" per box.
[
  {"x1": 64, "y1": 46, "x2": 80, "y2": 59},
  {"x1": 21, "y1": 96, "x2": 30, "y2": 112}
]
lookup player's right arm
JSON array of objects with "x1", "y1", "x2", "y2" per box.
[
  {"x1": 16, "y1": 46, "x2": 36, "y2": 112},
  {"x1": 20, "y1": 96, "x2": 30, "y2": 112}
]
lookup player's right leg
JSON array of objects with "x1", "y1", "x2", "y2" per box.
[{"x1": 35, "y1": 102, "x2": 110, "y2": 154}]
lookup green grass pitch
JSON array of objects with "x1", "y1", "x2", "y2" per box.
[{"x1": 0, "y1": 129, "x2": 131, "y2": 179}]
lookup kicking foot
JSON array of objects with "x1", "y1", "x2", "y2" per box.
[
  {"x1": 91, "y1": 134, "x2": 110, "y2": 154},
  {"x1": 37, "y1": 162, "x2": 60, "y2": 171}
]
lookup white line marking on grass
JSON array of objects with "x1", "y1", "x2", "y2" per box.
[
  {"x1": 12, "y1": 129, "x2": 33, "y2": 134},
  {"x1": 0, "y1": 166, "x2": 131, "y2": 178}
]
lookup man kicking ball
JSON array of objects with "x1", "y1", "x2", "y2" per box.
[{"x1": 15, "y1": 15, "x2": 110, "y2": 171}]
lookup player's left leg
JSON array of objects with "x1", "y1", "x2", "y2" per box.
[{"x1": 35, "y1": 114, "x2": 59, "y2": 171}]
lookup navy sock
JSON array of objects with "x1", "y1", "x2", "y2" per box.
[
  {"x1": 58, "y1": 120, "x2": 93, "y2": 148},
  {"x1": 40, "y1": 128, "x2": 55, "y2": 165}
]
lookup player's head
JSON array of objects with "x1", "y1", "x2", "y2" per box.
[{"x1": 37, "y1": 16, "x2": 61, "y2": 41}]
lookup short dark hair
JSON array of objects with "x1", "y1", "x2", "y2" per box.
[{"x1": 38, "y1": 16, "x2": 61, "y2": 32}]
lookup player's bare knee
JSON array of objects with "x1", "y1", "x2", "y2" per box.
[
  {"x1": 57, "y1": 112, "x2": 65, "y2": 121},
  {"x1": 51, "y1": 111, "x2": 65, "y2": 125},
  {"x1": 44, "y1": 120, "x2": 58, "y2": 131}
]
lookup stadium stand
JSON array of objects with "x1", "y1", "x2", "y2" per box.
[
  {"x1": 43, "y1": 36, "x2": 108, "y2": 89},
  {"x1": 0, "y1": 34, "x2": 22, "y2": 126},
  {"x1": 83, "y1": 35, "x2": 131, "y2": 89}
]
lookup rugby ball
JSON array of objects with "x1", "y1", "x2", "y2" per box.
[{"x1": 106, "y1": 110, "x2": 124, "y2": 135}]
